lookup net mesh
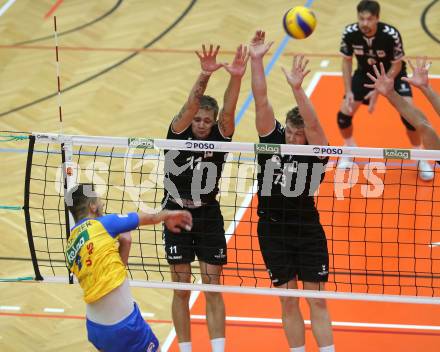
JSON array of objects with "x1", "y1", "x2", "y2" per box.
[{"x1": 25, "y1": 133, "x2": 440, "y2": 299}]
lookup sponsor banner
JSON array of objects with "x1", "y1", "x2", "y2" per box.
[
  {"x1": 254, "y1": 143, "x2": 281, "y2": 154},
  {"x1": 312, "y1": 146, "x2": 343, "y2": 156},
  {"x1": 383, "y1": 148, "x2": 411, "y2": 160},
  {"x1": 128, "y1": 137, "x2": 154, "y2": 149},
  {"x1": 184, "y1": 141, "x2": 215, "y2": 150}
]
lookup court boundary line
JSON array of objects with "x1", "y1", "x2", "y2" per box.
[{"x1": 0, "y1": 0, "x2": 16, "y2": 17}]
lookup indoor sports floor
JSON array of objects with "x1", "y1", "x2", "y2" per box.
[{"x1": 1, "y1": 1, "x2": 440, "y2": 351}]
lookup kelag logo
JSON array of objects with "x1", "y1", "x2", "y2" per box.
[
  {"x1": 383, "y1": 148, "x2": 411, "y2": 160},
  {"x1": 128, "y1": 138, "x2": 154, "y2": 149},
  {"x1": 254, "y1": 143, "x2": 280, "y2": 154},
  {"x1": 313, "y1": 147, "x2": 343, "y2": 155},
  {"x1": 185, "y1": 141, "x2": 215, "y2": 150}
]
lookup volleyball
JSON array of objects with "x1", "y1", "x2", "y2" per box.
[{"x1": 283, "y1": 6, "x2": 317, "y2": 39}]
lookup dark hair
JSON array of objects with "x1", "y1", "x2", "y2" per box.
[
  {"x1": 285, "y1": 106, "x2": 305, "y2": 128},
  {"x1": 357, "y1": 0, "x2": 380, "y2": 16},
  {"x1": 199, "y1": 95, "x2": 219, "y2": 120},
  {"x1": 65, "y1": 183, "x2": 98, "y2": 222}
]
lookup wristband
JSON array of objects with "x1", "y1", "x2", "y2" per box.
[{"x1": 201, "y1": 70, "x2": 212, "y2": 76}]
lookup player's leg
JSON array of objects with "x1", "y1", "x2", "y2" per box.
[
  {"x1": 258, "y1": 219, "x2": 305, "y2": 350},
  {"x1": 337, "y1": 70, "x2": 364, "y2": 169},
  {"x1": 196, "y1": 202, "x2": 227, "y2": 352},
  {"x1": 200, "y1": 261, "x2": 226, "y2": 350},
  {"x1": 303, "y1": 282, "x2": 334, "y2": 351},
  {"x1": 395, "y1": 75, "x2": 434, "y2": 180},
  {"x1": 170, "y1": 263, "x2": 192, "y2": 349},
  {"x1": 164, "y1": 208, "x2": 195, "y2": 352},
  {"x1": 278, "y1": 279, "x2": 306, "y2": 350},
  {"x1": 299, "y1": 224, "x2": 334, "y2": 351}
]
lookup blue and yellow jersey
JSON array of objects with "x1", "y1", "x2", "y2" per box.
[{"x1": 65, "y1": 213, "x2": 139, "y2": 303}]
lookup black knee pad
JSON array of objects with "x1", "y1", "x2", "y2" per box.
[
  {"x1": 337, "y1": 111, "x2": 353, "y2": 129},
  {"x1": 400, "y1": 115, "x2": 416, "y2": 131}
]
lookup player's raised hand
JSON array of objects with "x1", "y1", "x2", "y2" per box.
[
  {"x1": 164, "y1": 210, "x2": 193, "y2": 233},
  {"x1": 364, "y1": 62, "x2": 394, "y2": 97},
  {"x1": 223, "y1": 44, "x2": 250, "y2": 77},
  {"x1": 249, "y1": 30, "x2": 274, "y2": 59},
  {"x1": 281, "y1": 55, "x2": 311, "y2": 90},
  {"x1": 402, "y1": 57, "x2": 431, "y2": 89},
  {"x1": 195, "y1": 44, "x2": 223, "y2": 74}
]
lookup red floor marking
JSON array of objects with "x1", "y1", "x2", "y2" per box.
[{"x1": 44, "y1": 0, "x2": 63, "y2": 20}]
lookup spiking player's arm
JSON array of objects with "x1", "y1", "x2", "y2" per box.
[
  {"x1": 171, "y1": 44, "x2": 223, "y2": 134},
  {"x1": 138, "y1": 210, "x2": 193, "y2": 233},
  {"x1": 365, "y1": 63, "x2": 440, "y2": 150},
  {"x1": 249, "y1": 30, "x2": 276, "y2": 136},
  {"x1": 118, "y1": 232, "x2": 132, "y2": 265},
  {"x1": 282, "y1": 55, "x2": 328, "y2": 146},
  {"x1": 403, "y1": 58, "x2": 440, "y2": 117},
  {"x1": 218, "y1": 44, "x2": 250, "y2": 137}
]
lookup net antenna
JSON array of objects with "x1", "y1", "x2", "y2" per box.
[{"x1": 53, "y1": 16, "x2": 75, "y2": 283}]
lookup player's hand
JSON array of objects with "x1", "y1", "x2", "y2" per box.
[
  {"x1": 344, "y1": 91, "x2": 355, "y2": 114},
  {"x1": 249, "y1": 30, "x2": 274, "y2": 59},
  {"x1": 164, "y1": 210, "x2": 193, "y2": 233},
  {"x1": 364, "y1": 62, "x2": 394, "y2": 98},
  {"x1": 402, "y1": 57, "x2": 431, "y2": 89},
  {"x1": 195, "y1": 44, "x2": 223, "y2": 74},
  {"x1": 281, "y1": 55, "x2": 311, "y2": 90},
  {"x1": 223, "y1": 44, "x2": 250, "y2": 77}
]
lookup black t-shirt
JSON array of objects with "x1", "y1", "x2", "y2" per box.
[
  {"x1": 163, "y1": 123, "x2": 231, "y2": 204},
  {"x1": 340, "y1": 22, "x2": 406, "y2": 74},
  {"x1": 257, "y1": 121, "x2": 328, "y2": 222}
]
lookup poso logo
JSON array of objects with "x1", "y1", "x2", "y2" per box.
[
  {"x1": 313, "y1": 147, "x2": 343, "y2": 155},
  {"x1": 185, "y1": 141, "x2": 215, "y2": 150},
  {"x1": 383, "y1": 148, "x2": 411, "y2": 160},
  {"x1": 128, "y1": 137, "x2": 154, "y2": 149},
  {"x1": 254, "y1": 143, "x2": 281, "y2": 154}
]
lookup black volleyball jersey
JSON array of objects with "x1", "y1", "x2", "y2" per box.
[
  {"x1": 340, "y1": 22, "x2": 406, "y2": 74},
  {"x1": 256, "y1": 121, "x2": 328, "y2": 221},
  {"x1": 163, "y1": 123, "x2": 230, "y2": 204}
]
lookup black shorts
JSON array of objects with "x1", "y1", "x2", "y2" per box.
[
  {"x1": 163, "y1": 201, "x2": 226, "y2": 265},
  {"x1": 257, "y1": 218, "x2": 329, "y2": 286},
  {"x1": 352, "y1": 69, "x2": 413, "y2": 103}
]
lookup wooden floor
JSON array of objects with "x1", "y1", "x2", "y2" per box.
[{"x1": 1, "y1": 0, "x2": 440, "y2": 351}]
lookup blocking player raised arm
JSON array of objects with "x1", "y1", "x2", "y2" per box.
[
  {"x1": 365, "y1": 63, "x2": 440, "y2": 150},
  {"x1": 218, "y1": 44, "x2": 250, "y2": 137},
  {"x1": 249, "y1": 30, "x2": 276, "y2": 136},
  {"x1": 171, "y1": 44, "x2": 223, "y2": 134},
  {"x1": 282, "y1": 55, "x2": 328, "y2": 146},
  {"x1": 403, "y1": 58, "x2": 440, "y2": 116}
]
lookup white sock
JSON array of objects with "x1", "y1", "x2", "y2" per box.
[
  {"x1": 343, "y1": 136, "x2": 356, "y2": 147},
  {"x1": 211, "y1": 338, "x2": 225, "y2": 352},
  {"x1": 320, "y1": 345, "x2": 335, "y2": 352},
  {"x1": 290, "y1": 346, "x2": 305, "y2": 352},
  {"x1": 178, "y1": 341, "x2": 192, "y2": 352}
]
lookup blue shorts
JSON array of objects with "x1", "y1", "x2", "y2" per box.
[{"x1": 86, "y1": 302, "x2": 159, "y2": 352}]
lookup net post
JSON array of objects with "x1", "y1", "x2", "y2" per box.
[
  {"x1": 23, "y1": 135, "x2": 43, "y2": 281},
  {"x1": 61, "y1": 140, "x2": 75, "y2": 284}
]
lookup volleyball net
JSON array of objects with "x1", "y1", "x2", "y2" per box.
[{"x1": 23, "y1": 132, "x2": 440, "y2": 303}]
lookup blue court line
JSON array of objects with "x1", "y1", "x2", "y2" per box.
[{"x1": 234, "y1": 0, "x2": 315, "y2": 125}]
